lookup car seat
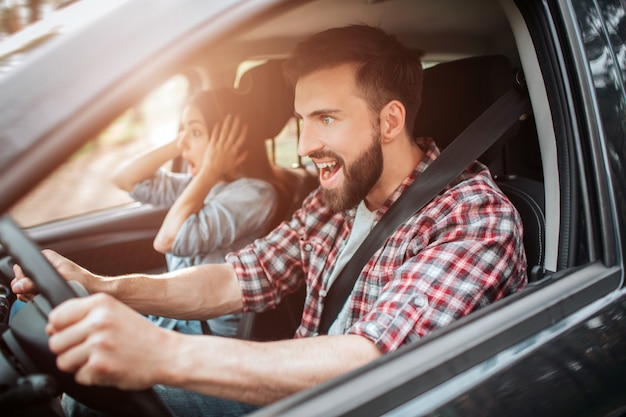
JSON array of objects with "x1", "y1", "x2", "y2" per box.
[
  {"x1": 234, "y1": 60, "x2": 316, "y2": 340},
  {"x1": 413, "y1": 55, "x2": 546, "y2": 279},
  {"x1": 237, "y1": 59, "x2": 319, "y2": 230}
]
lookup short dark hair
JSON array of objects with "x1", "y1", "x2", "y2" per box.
[{"x1": 283, "y1": 24, "x2": 423, "y2": 132}]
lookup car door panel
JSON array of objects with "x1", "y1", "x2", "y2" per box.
[
  {"x1": 418, "y1": 292, "x2": 626, "y2": 417},
  {"x1": 251, "y1": 263, "x2": 622, "y2": 417},
  {"x1": 19, "y1": 204, "x2": 168, "y2": 276}
]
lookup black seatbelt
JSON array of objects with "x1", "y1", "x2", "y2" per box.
[{"x1": 318, "y1": 88, "x2": 531, "y2": 334}]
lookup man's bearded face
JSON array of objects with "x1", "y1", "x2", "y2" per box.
[{"x1": 314, "y1": 129, "x2": 383, "y2": 213}]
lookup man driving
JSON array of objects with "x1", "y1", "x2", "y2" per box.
[{"x1": 12, "y1": 24, "x2": 527, "y2": 417}]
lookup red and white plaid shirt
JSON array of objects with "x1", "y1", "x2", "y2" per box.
[{"x1": 227, "y1": 138, "x2": 527, "y2": 353}]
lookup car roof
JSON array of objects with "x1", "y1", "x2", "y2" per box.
[{"x1": 233, "y1": 0, "x2": 512, "y2": 58}]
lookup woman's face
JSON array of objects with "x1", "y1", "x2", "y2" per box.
[{"x1": 176, "y1": 105, "x2": 209, "y2": 176}]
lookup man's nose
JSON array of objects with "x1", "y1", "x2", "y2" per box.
[{"x1": 297, "y1": 121, "x2": 322, "y2": 157}]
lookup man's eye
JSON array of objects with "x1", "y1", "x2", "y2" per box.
[
  {"x1": 193, "y1": 129, "x2": 203, "y2": 137},
  {"x1": 322, "y1": 116, "x2": 333, "y2": 125}
]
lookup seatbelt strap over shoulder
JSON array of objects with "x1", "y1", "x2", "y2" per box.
[{"x1": 317, "y1": 88, "x2": 531, "y2": 335}]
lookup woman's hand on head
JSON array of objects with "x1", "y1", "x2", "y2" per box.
[{"x1": 201, "y1": 114, "x2": 249, "y2": 179}]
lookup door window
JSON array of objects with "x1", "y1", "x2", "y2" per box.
[{"x1": 9, "y1": 74, "x2": 189, "y2": 227}]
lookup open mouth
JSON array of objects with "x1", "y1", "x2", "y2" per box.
[
  {"x1": 315, "y1": 159, "x2": 343, "y2": 188},
  {"x1": 184, "y1": 158, "x2": 196, "y2": 174},
  {"x1": 317, "y1": 161, "x2": 340, "y2": 180}
]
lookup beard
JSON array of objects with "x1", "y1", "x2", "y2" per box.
[{"x1": 318, "y1": 131, "x2": 383, "y2": 213}]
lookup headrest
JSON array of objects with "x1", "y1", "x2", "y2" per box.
[
  {"x1": 237, "y1": 59, "x2": 294, "y2": 141},
  {"x1": 413, "y1": 55, "x2": 514, "y2": 150},
  {"x1": 187, "y1": 88, "x2": 247, "y2": 133}
]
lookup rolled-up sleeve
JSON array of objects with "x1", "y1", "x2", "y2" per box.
[
  {"x1": 226, "y1": 190, "x2": 337, "y2": 314},
  {"x1": 227, "y1": 212, "x2": 306, "y2": 312},
  {"x1": 130, "y1": 169, "x2": 189, "y2": 207}
]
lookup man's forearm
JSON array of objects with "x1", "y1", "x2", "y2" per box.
[
  {"x1": 90, "y1": 263, "x2": 244, "y2": 319},
  {"x1": 159, "y1": 333, "x2": 382, "y2": 405}
]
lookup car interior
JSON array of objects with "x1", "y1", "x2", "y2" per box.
[
  {"x1": 237, "y1": 51, "x2": 546, "y2": 341},
  {"x1": 0, "y1": 0, "x2": 598, "y2": 415}
]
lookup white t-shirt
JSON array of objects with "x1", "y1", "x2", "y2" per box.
[{"x1": 327, "y1": 200, "x2": 377, "y2": 335}]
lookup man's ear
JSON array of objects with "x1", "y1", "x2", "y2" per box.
[{"x1": 380, "y1": 100, "x2": 406, "y2": 143}]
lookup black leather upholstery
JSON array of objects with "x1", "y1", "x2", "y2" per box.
[
  {"x1": 497, "y1": 176, "x2": 546, "y2": 276},
  {"x1": 414, "y1": 55, "x2": 513, "y2": 155}
]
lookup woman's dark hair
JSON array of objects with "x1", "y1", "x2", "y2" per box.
[
  {"x1": 186, "y1": 88, "x2": 245, "y2": 133},
  {"x1": 283, "y1": 24, "x2": 423, "y2": 131},
  {"x1": 185, "y1": 89, "x2": 273, "y2": 182}
]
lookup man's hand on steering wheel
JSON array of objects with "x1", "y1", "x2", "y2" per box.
[
  {"x1": 0, "y1": 215, "x2": 173, "y2": 416},
  {"x1": 11, "y1": 249, "x2": 91, "y2": 303},
  {"x1": 47, "y1": 293, "x2": 178, "y2": 391}
]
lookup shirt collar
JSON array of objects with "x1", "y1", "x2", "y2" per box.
[{"x1": 372, "y1": 137, "x2": 440, "y2": 221}]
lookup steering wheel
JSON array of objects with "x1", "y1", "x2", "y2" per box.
[{"x1": 0, "y1": 214, "x2": 173, "y2": 417}]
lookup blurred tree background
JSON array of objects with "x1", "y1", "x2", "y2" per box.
[{"x1": 0, "y1": 0, "x2": 77, "y2": 38}]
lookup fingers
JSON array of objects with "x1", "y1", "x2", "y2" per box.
[
  {"x1": 48, "y1": 294, "x2": 120, "y2": 381},
  {"x1": 11, "y1": 264, "x2": 37, "y2": 302},
  {"x1": 47, "y1": 293, "x2": 165, "y2": 389},
  {"x1": 211, "y1": 114, "x2": 248, "y2": 148},
  {"x1": 233, "y1": 121, "x2": 249, "y2": 149},
  {"x1": 47, "y1": 294, "x2": 99, "y2": 336},
  {"x1": 234, "y1": 150, "x2": 249, "y2": 168},
  {"x1": 202, "y1": 114, "x2": 249, "y2": 177},
  {"x1": 42, "y1": 249, "x2": 70, "y2": 271},
  {"x1": 42, "y1": 249, "x2": 94, "y2": 288},
  {"x1": 217, "y1": 114, "x2": 239, "y2": 144},
  {"x1": 42, "y1": 248, "x2": 62, "y2": 262},
  {"x1": 46, "y1": 296, "x2": 96, "y2": 377}
]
